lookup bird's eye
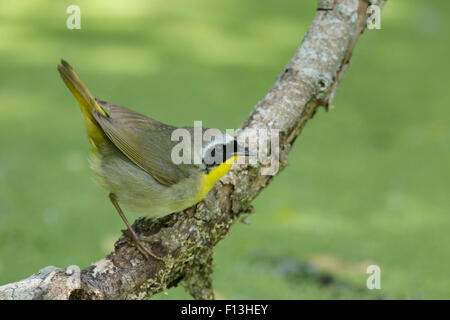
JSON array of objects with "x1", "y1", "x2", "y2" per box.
[
  {"x1": 222, "y1": 144, "x2": 228, "y2": 162},
  {"x1": 205, "y1": 144, "x2": 229, "y2": 167}
]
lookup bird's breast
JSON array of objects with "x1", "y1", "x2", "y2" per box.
[{"x1": 195, "y1": 156, "x2": 237, "y2": 202}]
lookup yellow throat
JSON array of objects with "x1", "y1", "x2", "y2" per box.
[{"x1": 196, "y1": 156, "x2": 238, "y2": 202}]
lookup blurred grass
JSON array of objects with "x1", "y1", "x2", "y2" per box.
[{"x1": 0, "y1": 0, "x2": 449, "y2": 299}]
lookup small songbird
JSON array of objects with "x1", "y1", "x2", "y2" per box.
[{"x1": 57, "y1": 60, "x2": 250, "y2": 259}]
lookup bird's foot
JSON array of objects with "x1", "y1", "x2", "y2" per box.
[{"x1": 131, "y1": 235, "x2": 164, "y2": 261}]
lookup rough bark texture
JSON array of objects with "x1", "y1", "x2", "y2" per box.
[{"x1": 0, "y1": 0, "x2": 385, "y2": 300}]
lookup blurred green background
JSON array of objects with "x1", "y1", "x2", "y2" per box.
[{"x1": 0, "y1": 0, "x2": 449, "y2": 299}]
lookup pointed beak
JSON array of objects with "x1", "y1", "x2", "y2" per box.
[
  {"x1": 235, "y1": 147, "x2": 255, "y2": 157},
  {"x1": 232, "y1": 138, "x2": 255, "y2": 157}
]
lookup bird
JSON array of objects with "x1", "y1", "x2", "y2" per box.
[{"x1": 57, "y1": 60, "x2": 250, "y2": 260}]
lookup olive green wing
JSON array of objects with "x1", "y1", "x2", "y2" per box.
[{"x1": 92, "y1": 100, "x2": 189, "y2": 186}]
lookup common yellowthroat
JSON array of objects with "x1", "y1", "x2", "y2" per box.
[{"x1": 57, "y1": 60, "x2": 249, "y2": 259}]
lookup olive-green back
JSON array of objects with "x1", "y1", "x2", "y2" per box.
[{"x1": 93, "y1": 100, "x2": 191, "y2": 186}]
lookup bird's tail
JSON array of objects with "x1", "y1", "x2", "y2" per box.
[{"x1": 57, "y1": 59, "x2": 109, "y2": 151}]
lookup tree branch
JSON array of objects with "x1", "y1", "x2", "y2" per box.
[{"x1": 0, "y1": 0, "x2": 385, "y2": 300}]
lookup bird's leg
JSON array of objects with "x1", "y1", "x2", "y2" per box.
[{"x1": 109, "y1": 193, "x2": 163, "y2": 261}]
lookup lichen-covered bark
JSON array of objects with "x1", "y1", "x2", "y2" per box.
[
  {"x1": 0, "y1": 266, "x2": 81, "y2": 300},
  {"x1": 0, "y1": 0, "x2": 386, "y2": 300}
]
